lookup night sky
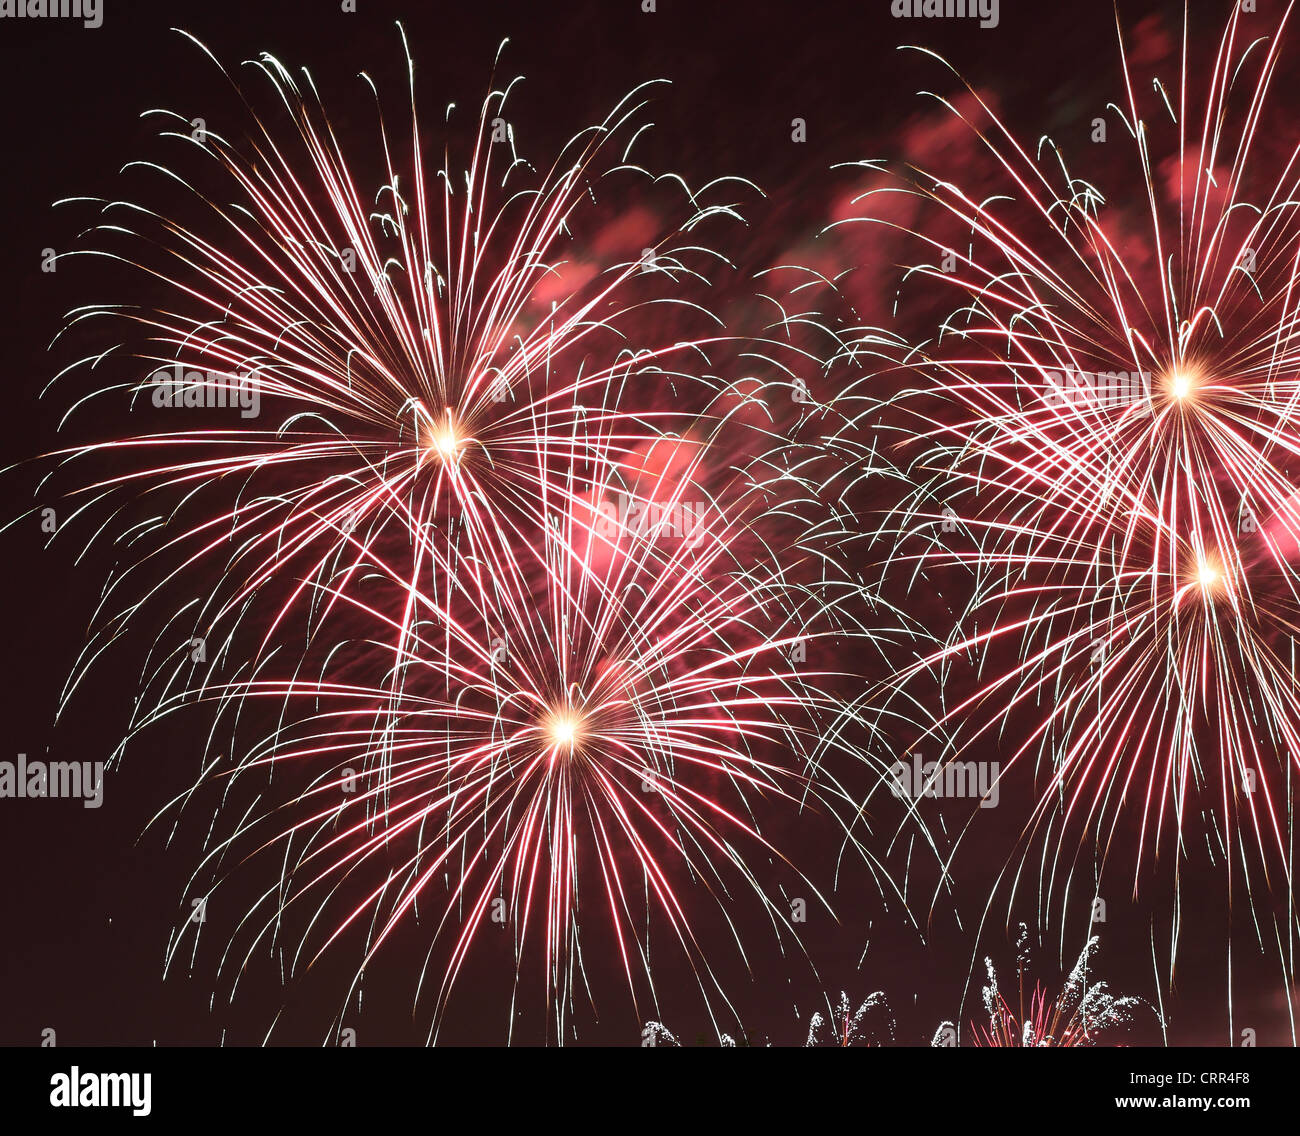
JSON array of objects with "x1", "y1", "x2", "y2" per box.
[{"x1": 0, "y1": 0, "x2": 1293, "y2": 1048}]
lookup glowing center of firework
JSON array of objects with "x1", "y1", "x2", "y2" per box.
[
  {"x1": 430, "y1": 425, "x2": 463, "y2": 461},
  {"x1": 422, "y1": 409, "x2": 469, "y2": 465},
  {"x1": 544, "y1": 709, "x2": 584, "y2": 752},
  {"x1": 1195, "y1": 556, "x2": 1224, "y2": 592},
  {"x1": 1169, "y1": 369, "x2": 1195, "y2": 401}
]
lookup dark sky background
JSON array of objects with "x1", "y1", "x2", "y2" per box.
[{"x1": 0, "y1": 0, "x2": 1293, "y2": 1047}]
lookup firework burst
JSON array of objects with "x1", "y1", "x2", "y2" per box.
[
  {"x1": 969, "y1": 928, "x2": 1149, "y2": 1047},
  {"x1": 44, "y1": 28, "x2": 754, "y2": 721},
  {"x1": 830, "y1": 2, "x2": 1300, "y2": 1030},
  {"x1": 147, "y1": 422, "x2": 902, "y2": 1041},
  {"x1": 804, "y1": 989, "x2": 896, "y2": 1046},
  {"x1": 15, "y1": 26, "x2": 928, "y2": 1043}
]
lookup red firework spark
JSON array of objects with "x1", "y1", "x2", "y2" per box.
[
  {"x1": 40, "y1": 29, "x2": 913, "y2": 1040},
  {"x1": 827, "y1": 2, "x2": 1300, "y2": 1019}
]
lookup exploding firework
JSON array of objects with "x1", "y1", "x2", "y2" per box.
[
  {"x1": 44, "y1": 29, "x2": 756, "y2": 721},
  {"x1": 21, "y1": 24, "x2": 948, "y2": 1043},
  {"x1": 804, "y1": 989, "x2": 896, "y2": 1046},
  {"x1": 832, "y1": 2, "x2": 1300, "y2": 1026},
  {"x1": 20, "y1": 25, "x2": 875, "y2": 1041},
  {"x1": 148, "y1": 434, "x2": 901, "y2": 1041},
  {"x1": 641, "y1": 988, "x2": 896, "y2": 1047},
  {"x1": 967, "y1": 928, "x2": 1150, "y2": 1047}
]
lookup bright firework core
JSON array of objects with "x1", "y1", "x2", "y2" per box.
[
  {"x1": 1166, "y1": 367, "x2": 1196, "y2": 401},
  {"x1": 543, "y1": 708, "x2": 585, "y2": 754},
  {"x1": 1195, "y1": 555, "x2": 1224, "y2": 593},
  {"x1": 424, "y1": 412, "x2": 467, "y2": 464}
]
